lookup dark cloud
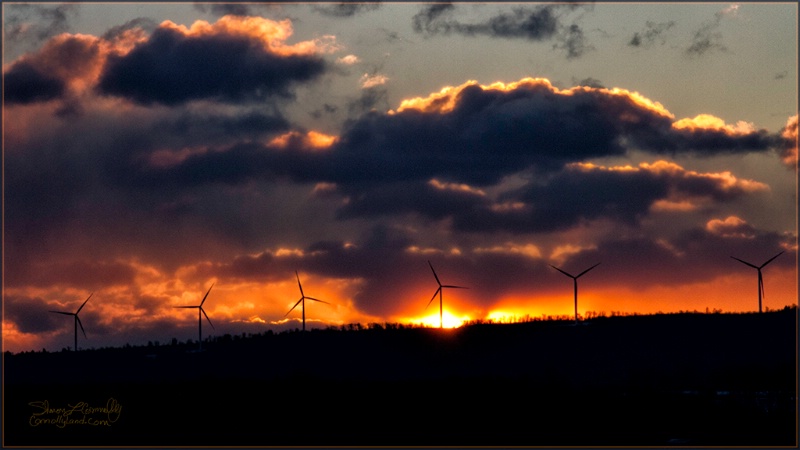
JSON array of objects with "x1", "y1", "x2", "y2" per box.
[
  {"x1": 628, "y1": 21, "x2": 675, "y2": 48},
  {"x1": 3, "y1": 60, "x2": 66, "y2": 104},
  {"x1": 128, "y1": 80, "x2": 782, "y2": 195},
  {"x1": 347, "y1": 86, "x2": 389, "y2": 117},
  {"x1": 5, "y1": 259, "x2": 137, "y2": 289},
  {"x1": 553, "y1": 23, "x2": 593, "y2": 59},
  {"x1": 4, "y1": 296, "x2": 65, "y2": 334},
  {"x1": 4, "y1": 4, "x2": 78, "y2": 44},
  {"x1": 101, "y1": 17, "x2": 158, "y2": 41},
  {"x1": 3, "y1": 33, "x2": 103, "y2": 106},
  {"x1": 193, "y1": 3, "x2": 254, "y2": 17},
  {"x1": 313, "y1": 2, "x2": 381, "y2": 18},
  {"x1": 412, "y1": 4, "x2": 590, "y2": 58},
  {"x1": 686, "y1": 10, "x2": 730, "y2": 57},
  {"x1": 97, "y1": 25, "x2": 328, "y2": 105},
  {"x1": 412, "y1": 4, "x2": 456, "y2": 34},
  {"x1": 576, "y1": 77, "x2": 604, "y2": 88}
]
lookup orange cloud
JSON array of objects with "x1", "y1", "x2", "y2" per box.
[
  {"x1": 428, "y1": 178, "x2": 486, "y2": 196},
  {"x1": 159, "y1": 15, "x2": 340, "y2": 57},
  {"x1": 360, "y1": 73, "x2": 389, "y2": 89},
  {"x1": 780, "y1": 114, "x2": 798, "y2": 170},
  {"x1": 268, "y1": 130, "x2": 338, "y2": 150},
  {"x1": 672, "y1": 113, "x2": 757, "y2": 135},
  {"x1": 391, "y1": 77, "x2": 674, "y2": 119},
  {"x1": 572, "y1": 160, "x2": 769, "y2": 195},
  {"x1": 473, "y1": 243, "x2": 542, "y2": 259},
  {"x1": 705, "y1": 216, "x2": 756, "y2": 239}
]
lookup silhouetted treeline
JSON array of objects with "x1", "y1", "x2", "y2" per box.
[{"x1": 4, "y1": 308, "x2": 797, "y2": 446}]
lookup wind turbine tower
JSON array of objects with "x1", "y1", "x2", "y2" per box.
[
  {"x1": 731, "y1": 251, "x2": 784, "y2": 313},
  {"x1": 550, "y1": 263, "x2": 600, "y2": 325},
  {"x1": 49, "y1": 292, "x2": 93, "y2": 351}
]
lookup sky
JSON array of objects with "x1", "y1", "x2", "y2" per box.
[{"x1": 3, "y1": 2, "x2": 798, "y2": 353}]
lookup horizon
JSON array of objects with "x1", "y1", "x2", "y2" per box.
[
  {"x1": 8, "y1": 303, "x2": 798, "y2": 355},
  {"x1": 3, "y1": 2, "x2": 798, "y2": 354}
]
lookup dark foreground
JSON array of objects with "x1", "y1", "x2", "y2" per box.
[{"x1": 4, "y1": 310, "x2": 797, "y2": 446}]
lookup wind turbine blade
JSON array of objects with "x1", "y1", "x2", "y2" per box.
[
  {"x1": 305, "y1": 297, "x2": 331, "y2": 305},
  {"x1": 285, "y1": 298, "x2": 303, "y2": 316},
  {"x1": 174, "y1": 306, "x2": 197, "y2": 308},
  {"x1": 759, "y1": 274, "x2": 765, "y2": 301},
  {"x1": 76, "y1": 292, "x2": 93, "y2": 314},
  {"x1": 201, "y1": 308, "x2": 215, "y2": 330},
  {"x1": 75, "y1": 316, "x2": 87, "y2": 338},
  {"x1": 550, "y1": 264, "x2": 575, "y2": 278},
  {"x1": 49, "y1": 311, "x2": 73, "y2": 315},
  {"x1": 443, "y1": 285, "x2": 468, "y2": 289},
  {"x1": 759, "y1": 251, "x2": 784, "y2": 268},
  {"x1": 295, "y1": 271, "x2": 305, "y2": 297},
  {"x1": 731, "y1": 256, "x2": 758, "y2": 269},
  {"x1": 200, "y1": 283, "x2": 215, "y2": 307},
  {"x1": 428, "y1": 261, "x2": 442, "y2": 286},
  {"x1": 576, "y1": 262, "x2": 601, "y2": 278},
  {"x1": 426, "y1": 288, "x2": 440, "y2": 309}
]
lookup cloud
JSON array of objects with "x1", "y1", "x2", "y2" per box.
[
  {"x1": 4, "y1": 296, "x2": 66, "y2": 334},
  {"x1": 337, "y1": 54, "x2": 361, "y2": 65},
  {"x1": 120, "y1": 77, "x2": 782, "y2": 201},
  {"x1": 553, "y1": 23, "x2": 593, "y2": 59},
  {"x1": 686, "y1": 6, "x2": 736, "y2": 57},
  {"x1": 412, "y1": 4, "x2": 590, "y2": 58},
  {"x1": 628, "y1": 20, "x2": 675, "y2": 48},
  {"x1": 313, "y1": 2, "x2": 381, "y2": 18},
  {"x1": 3, "y1": 33, "x2": 107, "y2": 105},
  {"x1": 4, "y1": 4, "x2": 78, "y2": 45},
  {"x1": 193, "y1": 3, "x2": 255, "y2": 17},
  {"x1": 3, "y1": 60, "x2": 66, "y2": 104},
  {"x1": 101, "y1": 17, "x2": 159, "y2": 41},
  {"x1": 3, "y1": 15, "x2": 336, "y2": 107},
  {"x1": 97, "y1": 16, "x2": 334, "y2": 105},
  {"x1": 779, "y1": 115, "x2": 798, "y2": 170},
  {"x1": 360, "y1": 73, "x2": 389, "y2": 88}
]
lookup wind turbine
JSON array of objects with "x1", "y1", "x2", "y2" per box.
[
  {"x1": 425, "y1": 260, "x2": 468, "y2": 329},
  {"x1": 550, "y1": 263, "x2": 600, "y2": 325},
  {"x1": 49, "y1": 293, "x2": 93, "y2": 351},
  {"x1": 285, "y1": 271, "x2": 330, "y2": 331},
  {"x1": 731, "y1": 251, "x2": 784, "y2": 313},
  {"x1": 174, "y1": 283, "x2": 215, "y2": 350}
]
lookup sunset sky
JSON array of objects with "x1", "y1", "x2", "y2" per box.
[{"x1": 3, "y1": 2, "x2": 797, "y2": 353}]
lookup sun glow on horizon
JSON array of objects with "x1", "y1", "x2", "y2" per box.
[{"x1": 406, "y1": 310, "x2": 471, "y2": 329}]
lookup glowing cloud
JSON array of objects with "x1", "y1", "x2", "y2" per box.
[
  {"x1": 473, "y1": 243, "x2": 542, "y2": 259},
  {"x1": 391, "y1": 77, "x2": 674, "y2": 119},
  {"x1": 672, "y1": 114, "x2": 757, "y2": 135},
  {"x1": 780, "y1": 114, "x2": 798, "y2": 170},
  {"x1": 705, "y1": 216, "x2": 757, "y2": 239},
  {"x1": 360, "y1": 73, "x2": 389, "y2": 89},
  {"x1": 269, "y1": 130, "x2": 338, "y2": 150},
  {"x1": 428, "y1": 179, "x2": 486, "y2": 196},
  {"x1": 337, "y1": 54, "x2": 360, "y2": 65},
  {"x1": 158, "y1": 15, "x2": 340, "y2": 56}
]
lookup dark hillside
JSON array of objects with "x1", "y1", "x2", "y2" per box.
[{"x1": 4, "y1": 309, "x2": 797, "y2": 446}]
